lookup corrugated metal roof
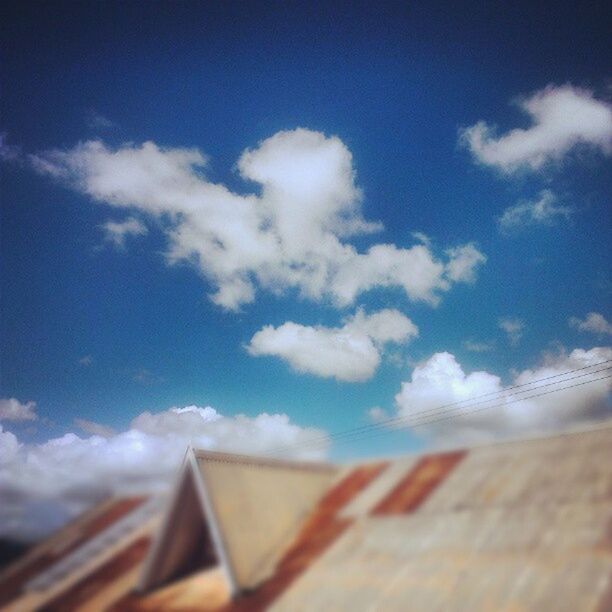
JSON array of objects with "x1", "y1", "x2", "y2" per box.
[
  {"x1": 269, "y1": 426, "x2": 612, "y2": 612},
  {"x1": 1, "y1": 421, "x2": 611, "y2": 611},
  {"x1": 192, "y1": 449, "x2": 339, "y2": 592}
]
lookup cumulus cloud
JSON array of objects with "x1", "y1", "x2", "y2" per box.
[
  {"x1": 247, "y1": 308, "x2": 418, "y2": 381},
  {"x1": 0, "y1": 133, "x2": 21, "y2": 161},
  {"x1": 85, "y1": 110, "x2": 117, "y2": 131},
  {"x1": 29, "y1": 129, "x2": 485, "y2": 310},
  {"x1": 101, "y1": 216, "x2": 148, "y2": 248},
  {"x1": 0, "y1": 426, "x2": 21, "y2": 463},
  {"x1": 498, "y1": 190, "x2": 573, "y2": 232},
  {"x1": 569, "y1": 312, "x2": 612, "y2": 336},
  {"x1": 444, "y1": 243, "x2": 487, "y2": 283},
  {"x1": 74, "y1": 418, "x2": 115, "y2": 438},
  {"x1": 0, "y1": 404, "x2": 328, "y2": 541},
  {"x1": 460, "y1": 84, "x2": 612, "y2": 172},
  {"x1": 394, "y1": 347, "x2": 612, "y2": 444},
  {"x1": 463, "y1": 339, "x2": 495, "y2": 353},
  {"x1": 132, "y1": 368, "x2": 164, "y2": 385},
  {"x1": 499, "y1": 317, "x2": 525, "y2": 346},
  {"x1": 367, "y1": 406, "x2": 390, "y2": 423},
  {"x1": 0, "y1": 398, "x2": 37, "y2": 422}
]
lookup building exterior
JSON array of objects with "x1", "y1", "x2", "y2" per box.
[{"x1": 1, "y1": 421, "x2": 611, "y2": 611}]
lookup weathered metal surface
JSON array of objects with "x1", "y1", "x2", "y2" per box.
[
  {"x1": 41, "y1": 535, "x2": 151, "y2": 611},
  {"x1": 272, "y1": 501, "x2": 612, "y2": 611},
  {"x1": 0, "y1": 496, "x2": 146, "y2": 608},
  {"x1": 120, "y1": 567, "x2": 230, "y2": 611},
  {"x1": 419, "y1": 427, "x2": 612, "y2": 514},
  {"x1": 271, "y1": 425, "x2": 612, "y2": 612},
  {"x1": 223, "y1": 462, "x2": 388, "y2": 612},
  {"x1": 194, "y1": 450, "x2": 339, "y2": 592},
  {"x1": 340, "y1": 457, "x2": 419, "y2": 518},
  {"x1": 372, "y1": 451, "x2": 466, "y2": 515},
  {"x1": 3, "y1": 423, "x2": 611, "y2": 611}
]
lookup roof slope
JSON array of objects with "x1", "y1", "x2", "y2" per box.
[
  {"x1": 1, "y1": 422, "x2": 611, "y2": 611},
  {"x1": 268, "y1": 426, "x2": 612, "y2": 612}
]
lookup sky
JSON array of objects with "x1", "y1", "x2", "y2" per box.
[{"x1": 1, "y1": 1, "x2": 611, "y2": 540}]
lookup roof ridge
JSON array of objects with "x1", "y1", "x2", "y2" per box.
[{"x1": 191, "y1": 448, "x2": 337, "y2": 472}]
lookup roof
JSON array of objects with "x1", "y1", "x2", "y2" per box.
[{"x1": 1, "y1": 422, "x2": 611, "y2": 611}]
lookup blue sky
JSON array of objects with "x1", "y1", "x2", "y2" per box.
[{"x1": 0, "y1": 1, "x2": 611, "y2": 538}]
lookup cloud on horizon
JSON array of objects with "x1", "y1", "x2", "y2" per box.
[
  {"x1": 393, "y1": 347, "x2": 612, "y2": 445},
  {"x1": 0, "y1": 404, "x2": 328, "y2": 541}
]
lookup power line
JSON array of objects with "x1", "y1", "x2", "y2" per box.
[
  {"x1": 262, "y1": 363, "x2": 612, "y2": 458},
  {"x1": 266, "y1": 372, "x2": 612, "y2": 457},
  {"x1": 326, "y1": 363, "x2": 612, "y2": 443},
  {"x1": 323, "y1": 373, "x2": 612, "y2": 449},
  {"x1": 262, "y1": 359, "x2": 612, "y2": 449}
]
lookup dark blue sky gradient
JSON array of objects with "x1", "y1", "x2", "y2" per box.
[{"x1": 1, "y1": 1, "x2": 610, "y2": 457}]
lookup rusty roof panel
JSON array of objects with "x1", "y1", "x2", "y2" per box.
[
  {"x1": 0, "y1": 496, "x2": 146, "y2": 608},
  {"x1": 372, "y1": 451, "x2": 465, "y2": 515},
  {"x1": 222, "y1": 462, "x2": 387, "y2": 612},
  {"x1": 3, "y1": 423, "x2": 611, "y2": 612},
  {"x1": 194, "y1": 452, "x2": 339, "y2": 592},
  {"x1": 418, "y1": 428, "x2": 612, "y2": 514},
  {"x1": 270, "y1": 425, "x2": 612, "y2": 611},
  {"x1": 41, "y1": 536, "x2": 151, "y2": 611},
  {"x1": 340, "y1": 457, "x2": 419, "y2": 518},
  {"x1": 271, "y1": 499, "x2": 612, "y2": 612}
]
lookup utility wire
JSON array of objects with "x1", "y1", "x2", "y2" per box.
[
  {"x1": 305, "y1": 373, "x2": 612, "y2": 452},
  {"x1": 301, "y1": 364, "x2": 612, "y2": 447},
  {"x1": 265, "y1": 372, "x2": 612, "y2": 457},
  {"x1": 264, "y1": 359, "x2": 612, "y2": 456},
  {"x1": 262, "y1": 361, "x2": 612, "y2": 458}
]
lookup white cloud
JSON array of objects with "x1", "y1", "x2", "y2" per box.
[
  {"x1": 444, "y1": 243, "x2": 487, "y2": 283},
  {"x1": 101, "y1": 217, "x2": 148, "y2": 248},
  {"x1": 85, "y1": 110, "x2": 117, "y2": 131},
  {"x1": 0, "y1": 398, "x2": 37, "y2": 422},
  {"x1": 0, "y1": 133, "x2": 21, "y2": 161},
  {"x1": 30, "y1": 129, "x2": 485, "y2": 310},
  {"x1": 367, "y1": 406, "x2": 389, "y2": 423},
  {"x1": 569, "y1": 312, "x2": 612, "y2": 336},
  {"x1": 460, "y1": 84, "x2": 612, "y2": 172},
  {"x1": 132, "y1": 368, "x2": 164, "y2": 385},
  {"x1": 463, "y1": 339, "x2": 494, "y2": 353},
  {"x1": 247, "y1": 308, "x2": 418, "y2": 382},
  {"x1": 499, "y1": 317, "x2": 525, "y2": 346},
  {"x1": 74, "y1": 418, "x2": 115, "y2": 438},
  {"x1": 78, "y1": 355, "x2": 94, "y2": 366},
  {"x1": 0, "y1": 404, "x2": 328, "y2": 541},
  {"x1": 0, "y1": 425, "x2": 21, "y2": 463},
  {"x1": 394, "y1": 347, "x2": 612, "y2": 444},
  {"x1": 498, "y1": 190, "x2": 573, "y2": 231}
]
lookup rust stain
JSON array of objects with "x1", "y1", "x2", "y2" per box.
[
  {"x1": 41, "y1": 536, "x2": 151, "y2": 611},
  {"x1": 119, "y1": 568, "x2": 230, "y2": 611},
  {"x1": 0, "y1": 496, "x2": 146, "y2": 608},
  {"x1": 221, "y1": 462, "x2": 388, "y2": 612},
  {"x1": 372, "y1": 451, "x2": 466, "y2": 515}
]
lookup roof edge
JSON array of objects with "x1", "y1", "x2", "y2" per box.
[
  {"x1": 191, "y1": 449, "x2": 337, "y2": 473},
  {"x1": 340, "y1": 417, "x2": 612, "y2": 466}
]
